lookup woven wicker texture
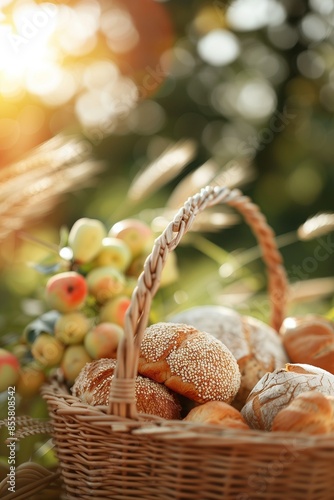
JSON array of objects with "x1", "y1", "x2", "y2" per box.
[{"x1": 39, "y1": 186, "x2": 334, "y2": 498}]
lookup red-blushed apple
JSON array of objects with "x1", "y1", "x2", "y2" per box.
[
  {"x1": 55, "y1": 312, "x2": 91, "y2": 345},
  {"x1": 93, "y1": 237, "x2": 132, "y2": 271},
  {"x1": 109, "y1": 219, "x2": 154, "y2": 258},
  {"x1": 45, "y1": 271, "x2": 88, "y2": 313},
  {"x1": 86, "y1": 266, "x2": 125, "y2": 303},
  {"x1": 68, "y1": 217, "x2": 107, "y2": 263},
  {"x1": 0, "y1": 349, "x2": 20, "y2": 392},
  {"x1": 99, "y1": 295, "x2": 131, "y2": 327},
  {"x1": 84, "y1": 322, "x2": 123, "y2": 359},
  {"x1": 31, "y1": 334, "x2": 65, "y2": 367},
  {"x1": 61, "y1": 345, "x2": 92, "y2": 383},
  {"x1": 16, "y1": 365, "x2": 46, "y2": 398}
]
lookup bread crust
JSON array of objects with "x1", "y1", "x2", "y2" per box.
[
  {"x1": 241, "y1": 363, "x2": 334, "y2": 431},
  {"x1": 184, "y1": 401, "x2": 250, "y2": 429},
  {"x1": 138, "y1": 322, "x2": 241, "y2": 404},
  {"x1": 281, "y1": 315, "x2": 334, "y2": 374},
  {"x1": 72, "y1": 357, "x2": 182, "y2": 420},
  {"x1": 272, "y1": 390, "x2": 334, "y2": 434},
  {"x1": 169, "y1": 306, "x2": 288, "y2": 407}
]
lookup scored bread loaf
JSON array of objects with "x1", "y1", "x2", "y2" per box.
[
  {"x1": 138, "y1": 322, "x2": 241, "y2": 404},
  {"x1": 72, "y1": 357, "x2": 182, "y2": 420},
  {"x1": 272, "y1": 390, "x2": 334, "y2": 434},
  {"x1": 241, "y1": 363, "x2": 334, "y2": 431},
  {"x1": 280, "y1": 315, "x2": 334, "y2": 374},
  {"x1": 169, "y1": 306, "x2": 289, "y2": 408},
  {"x1": 184, "y1": 401, "x2": 250, "y2": 430}
]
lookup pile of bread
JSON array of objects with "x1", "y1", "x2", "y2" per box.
[{"x1": 72, "y1": 306, "x2": 334, "y2": 435}]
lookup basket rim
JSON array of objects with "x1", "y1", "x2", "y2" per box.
[{"x1": 41, "y1": 377, "x2": 334, "y2": 450}]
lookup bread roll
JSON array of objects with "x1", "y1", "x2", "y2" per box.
[
  {"x1": 138, "y1": 322, "x2": 241, "y2": 404},
  {"x1": 281, "y1": 315, "x2": 334, "y2": 374},
  {"x1": 241, "y1": 363, "x2": 334, "y2": 431},
  {"x1": 169, "y1": 306, "x2": 288, "y2": 408},
  {"x1": 272, "y1": 390, "x2": 334, "y2": 434},
  {"x1": 72, "y1": 358, "x2": 182, "y2": 420},
  {"x1": 184, "y1": 401, "x2": 250, "y2": 430}
]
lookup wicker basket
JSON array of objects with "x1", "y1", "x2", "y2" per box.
[{"x1": 20, "y1": 186, "x2": 334, "y2": 498}]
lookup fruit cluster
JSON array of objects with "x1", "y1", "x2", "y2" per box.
[{"x1": 0, "y1": 217, "x2": 178, "y2": 397}]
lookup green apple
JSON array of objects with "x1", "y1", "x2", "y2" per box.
[
  {"x1": 99, "y1": 295, "x2": 131, "y2": 327},
  {"x1": 84, "y1": 322, "x2": 123, "y2": 359},
  {"x1": 31, "y1": 334, "x2": 65, "y2": 367},
  {"x1": 45, "y1": 271, "x2": 88, "y2": 313},
  {"x1": 61, "y1": 345, "x2": 92, "y2": 383},
  {"x1": 109, "y1": 219, "x2": 153, "y2": 258},
  {"x1": 68, "y1": 217, "x2": 107, "y2": 263},
  {"x1": 86, "y1": 266, "x2": 125, "y2": 303},
  {"x1": 0, "y1": 349, "x2": 20, "y2": 392},
  {"x1": 17, "y1": 365, "x2": 46, "y2": 398},
  {"x1": 55, "y1": 312, "x2": 91, "y2": 345},
  {"x1": 93, "y1": 237, "x2": 132, "y2": 271}
]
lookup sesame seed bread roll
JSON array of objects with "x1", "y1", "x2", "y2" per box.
[
  {"x1": 170, "y1": 306, "x2": 289, "y2": 408},
  {"x1": 72, "y1": 358, "x2": 182, "y2": 420},
  {"x1": 184, "y1": 401, "x2": 250, "y2": 430},
  {"x1": 137, "y1": 323, "x2": 241, "y2": 404},
  {"x1": 271, "y1": 391, "x2": 334, "y2": 434}
]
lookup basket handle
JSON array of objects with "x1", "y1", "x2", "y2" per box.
[{"x1": 109, "y1": 185, "x2": 288, "y2": 418}]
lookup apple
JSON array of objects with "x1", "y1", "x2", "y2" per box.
[
  {"x1": 86, "y1": 266, "x2": 125, "y2": 303},
  {"x1": 109, "y1": 219, "x2": 154, "y2": 258},
  {"x1": 45, "y1": 271, "x2": 88, "y2": 313},
  {"x1": 84, "y1": 322, "x2": 123, "y2": 359},
  {"x1": 61, "y1": 345, "x2": 92, "y2": 383},
  {"x1": 99, "y1": 295, "x2": 131, "y2": 327},
  {"x1": 55, "y1": 312, "x2": 91, "y2": 345},
  {"x1": 16, "y1": 365, "x2": 46, "y2": 398},
  {"x1": 31, "y1": 334, "x2": 65, "y2": 367},
  {"x1": 93, "y1": 237, "x2": 132, "y2": 271},
  {"x1": 0, "y1": 349, "x2": 20, "y2": 392},
  {"x1": 68, "y1": 217, "x2": 107, "y2": 263}
]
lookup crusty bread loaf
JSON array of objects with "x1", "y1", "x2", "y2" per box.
[
  {"x1": 72, "y1": 358, "x2": 182, "y2": 420},
  {"x1": 272, "y1": 390, "x2": 334, "y2": 434},
  {"x1": 184, "y1": 401, "x2": 250, "y2": 429},
  {"x1": 281, "y1": 315, "x2": 334, "y2": 374},
  {"x1": 241, "y1": 363, "x2": 334, "y2": 431},
  {"x1": 169, "y1": 306, "x2": 289, "y2": 408},
  {"x1": 138, "y1": 322, "x2": 241, "y2": 404}
]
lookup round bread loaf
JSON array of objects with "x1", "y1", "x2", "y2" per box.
[
  {"x1": 241, "y1": 363, "x2": 334, "y2": 431},
  {"x1": 280, "y1": 315, "x2": 334, "y2": 374},
  {"x1": 272, "y1": 390, "x2": 334, "y2": 434},
  {"x1": 137, "y1": 322, "x2": 241, "y2": 404},
  {"x1": 184, "y1": 401, "x2": 250, "y2": 429},
  {"x1": 169, "y1": 306, "x2": 289, "y2": 408},
  {"x1": 72, "y1": 358, "x2": 182, "y2": 420}
]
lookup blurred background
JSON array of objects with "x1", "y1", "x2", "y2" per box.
[{"x1": 1, "y1": 0, "x2": 334, "y2": 338}]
